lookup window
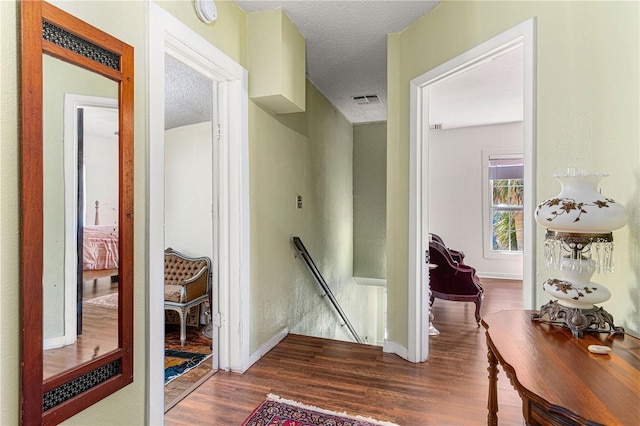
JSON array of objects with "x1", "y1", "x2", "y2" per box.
[{"x1": 488, "y1": 156, "x2": 524, "y2": 253}]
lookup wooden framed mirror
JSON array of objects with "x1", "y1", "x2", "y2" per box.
[{"x1": 20, "y1": 1, "x2": 134, "y2": 424}]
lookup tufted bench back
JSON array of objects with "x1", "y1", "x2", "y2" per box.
[
  {"x1": 164, "y1": 248, "x2": 210, "y2": 304},
  {"x1": 164, "y1": 254, "x2": 208, "y2": 285},
  {"x1": 163, "y1": 248, "x2": 211, "y2": 345}
]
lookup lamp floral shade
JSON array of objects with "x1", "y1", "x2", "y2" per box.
[
  {"x1": 534, "y1": 172, "x2": 627, "y2": 233},
  {"x1": 538, "y1": 197, "x2": 616, "y2": 224}
]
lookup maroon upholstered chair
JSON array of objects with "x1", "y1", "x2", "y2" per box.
[
  {"x1": 430, "y1": 233, "x2": 466, "y2": 265},
  {"x1": 428, "y1": 240, "x2": 484, "y2": 325}
]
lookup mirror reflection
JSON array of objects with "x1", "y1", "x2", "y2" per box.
[{"x1": 42, "y1": 54, "x2": 119, "y2": 379}]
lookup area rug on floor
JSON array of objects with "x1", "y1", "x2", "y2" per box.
[
  {"x1": 164, "y1": 349, "x2": 212, "y2": 385},
  {"x1": 241, "y1": 394, "x2": 399, "y2": 426},
  {"x1": 84, "y1": 292, "x2": 118, "y2": 309},
  {"x1": 165, "y1": 324, "x2": 212, "y2": 351}
]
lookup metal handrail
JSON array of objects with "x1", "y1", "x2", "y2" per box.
[{"x1": 292, "y1": 236, "x2": 363, "y2": 344}]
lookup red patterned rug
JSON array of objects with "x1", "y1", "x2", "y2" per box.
[{"x1": 242, "y1": 394, "x2": 398, "y2": 426}]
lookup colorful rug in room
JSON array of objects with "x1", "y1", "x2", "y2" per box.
[
  {"x1": 242, "y1": 394, "x2": 398, "y2": 426},
  {"x1": 165, "y1": 324, "x2": 212, "y2": 352},
  {"x1": 164, "y1": 349, "x2": 212, "y2": 385}
]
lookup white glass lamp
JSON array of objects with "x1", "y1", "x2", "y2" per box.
[{"x1": 532, "y1": 170, "x2": 628, "y2": 337}]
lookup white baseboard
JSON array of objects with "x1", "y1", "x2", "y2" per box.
[
  {"x1": 44, "y1": 332, "x2": 78, "y2": 350},
  {"x1": 353, "y1": 277, "x2": 387, "y2": 287},
  {"x1": 382, "y1": 339, "x2": 408, "y2": 360},
  {"x1": 247, "y1": 327, "x2": 289, "y2": 368},
  {"x1": 43, "y1": 336, "x2": 65, "y2": 350},
  {"x1": 477, "y1": 272, "x2": 523, "y2": 280}
]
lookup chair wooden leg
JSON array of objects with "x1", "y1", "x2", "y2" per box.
[
  {"x1": 178, "y1": 308, "x2": 186, "y2": 347},
  {"x1": 474, "y1": 294, "x2": 482, "y2": 326}
]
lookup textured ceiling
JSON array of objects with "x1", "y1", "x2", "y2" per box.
[
  {"x1": 163, "y1": 1, "x2": 523, "y2": 129},
  {"x1": 165, "y1": 54, "x2": 212, "y2": 130},
  {"x1": 236, "y1": 0, "x2": 440, "y2": 123}
]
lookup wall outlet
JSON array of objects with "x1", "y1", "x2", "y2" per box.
[{"x1": 296, "y1": 195, "x2": 303, "y2": 209}]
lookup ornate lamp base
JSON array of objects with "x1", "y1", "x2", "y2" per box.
[{"x1": 531, "y1": 300, "x2": 624, "y2": 338}]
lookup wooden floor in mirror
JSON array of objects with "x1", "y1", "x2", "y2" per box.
[
  {"x1": 164, "y1": 278, "x2": 524, "y2": 425},
  {"x1": 43, "y1": 276, "x2": 215, "y2": 411},
  {"x1": 43, "y1": 277, "x2": 119, "y2": 378}
]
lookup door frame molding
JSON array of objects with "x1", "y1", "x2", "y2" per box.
[
  {"x1": 407, "y1": 18, "x2": 536, "y2": 362},
  {"x1": 56, "y1": 94, "x2": 118, "y2": 350},
  {"x1": 148, "y1": 4, "x2": 250, "y2": 423}
]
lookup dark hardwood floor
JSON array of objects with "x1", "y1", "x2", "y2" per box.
[{"x1": 165, "y1": 278, "x2": 524, "y2": 425}]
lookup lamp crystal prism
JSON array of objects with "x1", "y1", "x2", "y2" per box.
[{"x1": 532, "y1": 170, "x2": 628, "y2": 337}]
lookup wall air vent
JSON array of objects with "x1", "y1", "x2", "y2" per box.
[{"x1": 352, "y1": 94, "x2": 381, "y2": 105}]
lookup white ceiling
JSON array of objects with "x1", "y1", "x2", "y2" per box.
[
  {"x1": 235, "y1": 0, "x2": 440, "y2": 124},
  {"x1": 428, "y1": 44, "x2": 523, "y2": 129},
  {"x1": 164, "y1": 0, "x2": 523, "y2": 129}
]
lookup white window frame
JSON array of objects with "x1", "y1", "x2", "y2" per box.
[{"x1": 482, "y1": 149, "x2": 524, "y2": 259}]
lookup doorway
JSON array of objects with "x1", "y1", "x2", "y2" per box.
[
  {"x1": 60, "y1": 94, "x2": 118, "y2": 351},
  {"x1": 163, "y1": 53, "x2": 218, "y2": 410},
  {"x1": 148, "y1": 4, "x2": 250, "y2": 424},
  {"x1": 407, "y1": 18, "x2": 536, "y2": 362}
]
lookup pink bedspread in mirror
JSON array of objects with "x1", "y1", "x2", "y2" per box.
[{"x1": 83, "y1": 225, "x2": 118, "y2": 270}]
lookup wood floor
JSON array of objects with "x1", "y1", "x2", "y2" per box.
[
  {"x1": 42, "y1": 277, "x2": 213, "y2": 405},
  {"x1": 165, "y1": 278, "x2": 524, "y2": 425},
  {"x1": 43, "y1": 278, "x2": 119, "y2": 378}
]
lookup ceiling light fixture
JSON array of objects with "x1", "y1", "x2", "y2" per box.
[{"x1": 194, "y1": 0, "x2": 217, "y2": 24}]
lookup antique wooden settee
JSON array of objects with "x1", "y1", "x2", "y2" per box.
[{"x1": 164, "y1": 248, "x2": 211, "y2": 346}]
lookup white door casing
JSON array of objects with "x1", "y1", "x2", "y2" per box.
[
  {"x1": 148, "y1": 4, "x2": 250, "y2": 424},
  {"x1": 57, "y1": 94, "x2": 117, "y2": 350},
  {"x1": 407, "y1": 18, "x2": 536, "y2": 363}
]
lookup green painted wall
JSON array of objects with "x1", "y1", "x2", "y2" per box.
[
  {"x1": 387, "y1": 0, "x2": 640, "y2": 347},
  {"x1": 250, "y1": 80, "x2": 381, "y2": 349},
  {"x1": 248, "y1": 99, "x2": 309, "y2": 347},
  {"x1": 0, "y1": 1, "x2": 21, "y2": 423},
  {"x1": 353, "y1": 122, "x2": 387, "y2": 279},
  {"x1": 297, "y1": 82, "x2": 378, "y2": 344},
  {"x1": 248, "y1": 9, "x2": 306, "y2": 113},
  {"x1": 156, "y1": 0, "x2": 247, "y2": 67}
]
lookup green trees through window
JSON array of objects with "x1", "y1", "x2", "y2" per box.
[{"x1": 491, "y1": 178, "x2": 524, "y2": 252}]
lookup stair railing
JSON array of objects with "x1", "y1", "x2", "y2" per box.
[{"x1": 292, "y1": 236, "x2": 363, "y2": 344}]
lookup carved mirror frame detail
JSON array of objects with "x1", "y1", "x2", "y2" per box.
[{"x1": 20, "y1": 1, "x2": 134, "y2": 424}]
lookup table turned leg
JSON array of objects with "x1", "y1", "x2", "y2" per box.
[{"x1": 487, "y1": 342, "x2": 499, "y2": 426}]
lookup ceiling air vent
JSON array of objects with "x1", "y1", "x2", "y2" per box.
[{"x1": 352, "y1": 94, "x2": 381, "y2": 105}]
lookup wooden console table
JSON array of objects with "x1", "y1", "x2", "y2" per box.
[{"x1": 482, "y1": 310, "x2": 640, "y2": 425}]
